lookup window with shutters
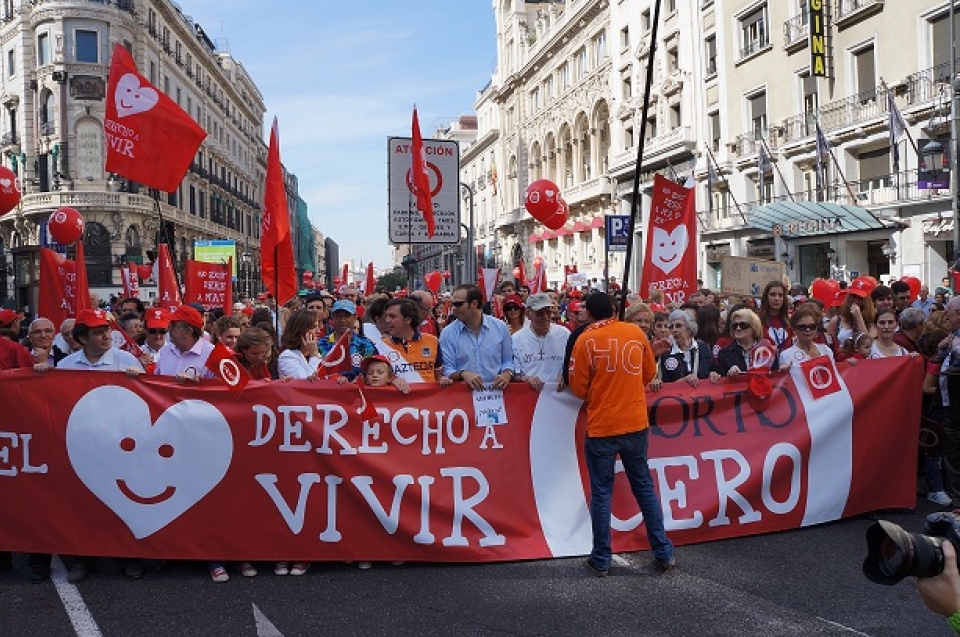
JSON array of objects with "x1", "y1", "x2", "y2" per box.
[
  {"x1": 857, "y1": 146, "x2": 892, "y2": 190},
  {"x1": 931, "y1": 12, "x2": 960, "y2": 82},
  {"x1": 854, "y1": 46, "x2": 875, "y2": 103},
  {"x1": 738, "y1": 6, "x2": 769, "y2": 60},
  {"x1": 749, "y1": 92, "x2": 767, "y2": 139}
]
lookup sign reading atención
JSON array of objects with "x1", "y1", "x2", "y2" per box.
[{"x1": 387, "y1": 137, "x2": 461, "y2": 245}]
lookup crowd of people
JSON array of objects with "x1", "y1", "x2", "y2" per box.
[{"x1": 0, "y1": 273, "x2": 951, "y2": 606}]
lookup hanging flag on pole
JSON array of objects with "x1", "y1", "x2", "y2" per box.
[
  {"x1": 815, "y1": 122, "x2": 831, "y2": 200},
  {"x1": 364, "y1": 262, "x2": 376, "y2": 295},
  {"x1": 120, "y1": 261, "x2": 139, "y2": 299},
  {"x1": 260, "y1": 118, "x2": 298, "y2": 305},
  {"x1": 477, "y1": 267, "x2": 500, "y2": 303},
  {"x1": 887, "y1": 91, "x2": 907, "y2": 172},
  {"x1": 103, "y1": 44, "x2": 207, "y2": 192},
  {"x1": 155, "y1": 243, "x2": 182, "y2": 313},
  {"x1": 411, "y1": 107, "x2": 436, "y2": 238}
]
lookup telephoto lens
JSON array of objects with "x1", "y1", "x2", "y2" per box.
[{"x1": 863, "y1": 520, "x2": 946, "y2": 584}]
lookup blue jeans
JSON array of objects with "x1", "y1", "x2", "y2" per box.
[{"x1": 584, "y1": 430, "x2": 673, "y2": 570}]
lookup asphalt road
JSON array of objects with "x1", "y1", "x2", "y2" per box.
[{"x1": 0, "y1": 497, "x2": 953, "y2": 637}]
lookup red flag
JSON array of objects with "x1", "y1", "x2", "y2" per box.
[
  {"x1": 800, "y1": 356, "x2": 842, "y2": 399},
  {"x1": 204, "y1": 341, "x2": 251, "y2": 396},
  {"x1": 641, "y1": 174, "x2": 698, "y2": 304},
  {"x1": 318, "y1": 330, "x2": 354, "y2": 377},
  {"x1": 750, "y1": 339, "x2": 777, "y2": 371},
  {"x1": 156, "y1": 243, "x2": 182, "y2": 313},
  {"x1": 341, "y1": 263, "x2": 349, "y2": 289},
  {"x1": 185, "y1": 258, "x2": 233, "y2": 312},
  {"x1": 355, "y1": 379, "x2": 380, "y2": 423},
  {"x1": 121, "y1": 261, "x2": 139, "y2": 298},
  {"x1": 411, "y1": 107, "x2": 435, "y2": 238},
  {"x1": 364, "y1": 262, "x2": 375, "y2": 295},
  {"x1": 38, "y1": 248, "x2": 75, "y2": 328},
  {"x1": 110, "y1": 321, "x2": 155, "y2": 374},
  {"x1": 477, "y1": 267, "x2": 500, "y2": 303},
  {"x1": 530, "y1": 259, "x2": 547, "y2": 295},
  {"x1": 104, "y1": 44, "x2": 207, "y2": 192},
  {"x1": 73, "y1": 241, "x2": 90, "y2": 314},
  {"x1": 260, "y1": 118, "x2": 298, "y2": 305}
]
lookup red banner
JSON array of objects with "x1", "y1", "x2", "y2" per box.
[
  {"x1": 121, "y1": 261, "x2": 139, "y2": 299},
  {"x1": 0, "y1": 358, "x2": 921, "y2": 562},
  {"x1": 641, "y1": 174, "x2": 698, "y2": 304},
  {"x1": 155, "y1": 244, "x2": 182, "y2": 312},
  {"x1": 184, "y1": 258, "x2": 233, "y2": 312}
]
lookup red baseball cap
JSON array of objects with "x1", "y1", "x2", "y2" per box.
[
  {"x1": 76, "y1": 308, "x2": 111, "y2": 328},
  {"x1": 846, "y1": 275, "x2": 876, "y2": 298},
  {"x1": 144, "y1": 308, "x2": 170, "y2": 329},
  {"x1": 361, "y1": 354, "x2": 392, "y2": 376},
  {"x1": 170, "y1": 305, "x2": 204, "y2": 329},
  {"x1": 0, "y1": 308, "x2": 24, "y2": 327},
  {"x1": 567, "y1": 300, "x2": 583, "y2": 313},
  {"x1": 503, "y1": 294, "x2": 524, "y2": 310}
]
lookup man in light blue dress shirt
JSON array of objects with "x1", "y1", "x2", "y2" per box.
[{"x1": 440, "y1": 284, "x2": 515, "y2": 390}]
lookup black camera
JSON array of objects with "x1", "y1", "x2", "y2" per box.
[{"x1": 863, "y1": 513, "x2": 960, "y2": 585}]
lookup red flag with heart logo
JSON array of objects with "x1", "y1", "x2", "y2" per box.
[
  {"x1": 318, "y1": 330, "x2": 354, "y2": 378},
  {"x1": 104, "y1": 44, "x2": 207, "y2": 193},
  {"x1": 800, "y1": 355, "x2": 842, "y2": 399},
  {"x1": 641, "y1": 174, "x2": 697, "y2": 305},
  {"x1": 205, "y1": 341, "x2": 251, "y2": 396},
  {"x1": 38, "y1": 248, "x2": 76, "y2": 327},
  {"x1": 155, "y1": 243, "x2": 182, "y2": 313}
]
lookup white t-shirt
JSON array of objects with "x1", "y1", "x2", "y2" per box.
[
  {"x1": 778, "y1": 343, "x2": 833, "y2": 368},
  {"x1": 277, "y1": 349, "x2": 321, "y2": 379},
  {"x1": 512, "y1": 323, "x2": 571, "y2": 382}
]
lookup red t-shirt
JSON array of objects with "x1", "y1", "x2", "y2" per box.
[{"x1": 0, "y1": 338, "x2": 34, "y2": 370}]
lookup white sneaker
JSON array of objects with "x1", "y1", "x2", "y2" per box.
[
  {"x1": 928, "y1": 491, "x2": 953, "y2": 507},
  {"x1": 274, "y1": 562, "x2": 289, "y2": 576},
  {"x1": 358, "y1": 561, "x2": 372, "y2": 570}
]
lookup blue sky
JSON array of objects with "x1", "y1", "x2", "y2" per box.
[{"x1": 184, "y1": 1, "x2": 497, "y2": 272}]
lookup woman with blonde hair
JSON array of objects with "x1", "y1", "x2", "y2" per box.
[
  {"x1": 716, "y1": 308, "x2": 779, "y2": 376},
  {"x1": 624, "y1": 302, "x2": 654, "y2": 337}
]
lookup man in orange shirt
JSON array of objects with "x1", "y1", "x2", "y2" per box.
[
  {"x1": 569, "y1": 292, "x2": 675, "y2": 577},
  {"x1": 382, "y1": 298, "x2": 443, "y2": 383}
]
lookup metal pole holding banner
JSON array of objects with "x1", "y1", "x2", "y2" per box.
[
  {"x1": 460, "y1": 182, "x2": 475, "y2": 282},
  {"x1": 618, "y1": 0, "x2": 662, "y2": 320}
]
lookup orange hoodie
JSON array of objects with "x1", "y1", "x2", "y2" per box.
[{"x1": 569, "y1": 318, "x2": 657, "y2": 438}]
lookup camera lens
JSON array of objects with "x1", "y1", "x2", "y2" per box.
[{"x1": 863, "y1": 520, "x2": 946, "y2": 585}]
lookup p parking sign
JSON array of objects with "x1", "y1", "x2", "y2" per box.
[{"x1": 605, "y1": 215, "x2": 631, "y2": 252}]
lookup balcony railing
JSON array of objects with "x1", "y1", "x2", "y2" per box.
[
  {"x1": 783, "y1": 13, "x2": 809, "y2": 49},
  {"x1": 738, "y1": 36, "x2": 770, "y2": 61}
]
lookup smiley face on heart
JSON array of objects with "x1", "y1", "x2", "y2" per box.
[
  {"x1": 651, "y1": 225, "x2": 688, "y2": 275},
  {"x1": 66, "y1": 386, "x2": 233, "y2": 539},
  {"x1": 115, "y1": 73, "x2": 159, "y2": 118}
]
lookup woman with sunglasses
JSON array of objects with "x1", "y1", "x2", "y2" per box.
[
  {"x1": 717, "y1": 308, "x2": 779, "y2": 377},
  {"x1": 654, "y1": 309, "x2": 720, "y2": 389},
  {"x1": 778, "y1": 305, "x2": 834, "y2": 369},
  {"x1": 502, "y1": 294, "x2": 526, "y2": 335}
]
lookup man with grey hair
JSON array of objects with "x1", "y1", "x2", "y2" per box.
[
  {"x1": 513, "y1": 293, "x2": 570, "y2": 391},
  {"x1": 408, "y1": 289, "x2": 438, "y2": 336},
  {"x1": 912, "y1": 285, "x2": 936, "y2": 316},
  {"x1": 893, "y1": 307, "x2": 926, "y2": 355}
]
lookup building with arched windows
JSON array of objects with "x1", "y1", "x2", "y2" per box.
[{"x1": 0, "y1": 0, "x2": 270, "y2": 311}]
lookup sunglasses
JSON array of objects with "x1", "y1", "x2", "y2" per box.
[
  {"x1": 147, "y1": 328, "x2": 167, "y2": 334},
  {"x1": 731, "y1": 322, "x2": 750, "y2": 331},
  {"x1": 451, "y1": 301, "x2": 467, "y2": 308},
  {"x1": 795, "y1": 323, "x2": 817, "y2": 331}
]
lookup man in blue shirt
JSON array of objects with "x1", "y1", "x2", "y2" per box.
[
  {"x1": 913, "y1": 285, "x2": 937, "y2": 317},
  {"x1": 440, "y1": 284, "x2": 515, "y2": 390}
]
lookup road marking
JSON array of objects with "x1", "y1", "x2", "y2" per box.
[
  {"x1": 253, "y1": 604, "x2": 285, "y2": 637},
  {"x1": 816, "y1": 617, "x2": 872, "y2": 635},
  {"x1": 611, "y1": 555, "x2": 630, "y2": 566},
  {"x1": 51, "y1": 557, "x2": 103, "y2": 637}
]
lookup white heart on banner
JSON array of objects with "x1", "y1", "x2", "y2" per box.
[
  {"x1": 651, "y1": 225, "x2": 689, "y2": 275},
  {"x1": 115, "y1": 73, "x2": 160, "y2": 118},
  {"x1": 66, "y1": 385, "x2": 233, "y2": 539}
]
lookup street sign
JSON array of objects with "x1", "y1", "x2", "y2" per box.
[
  {"x1": 604, "y1": 215, "x2": 631, "y2": 252},
  {"x1": 387, "y1": 136, "x2": 461, "y2": 245},
  {"x1": 194, "y1": 240, "x2": 237, "y2": 278}
]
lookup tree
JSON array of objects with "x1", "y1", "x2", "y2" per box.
[{"x1": 377, "y1": 269, "x2": 407, "y2": 292}]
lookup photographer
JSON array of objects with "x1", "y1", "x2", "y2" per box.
[{"x1": 915, "y1": 540, "x2": 960, "y2": 634}]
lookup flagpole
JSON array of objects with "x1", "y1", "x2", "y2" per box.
[
  {"x1": 274, "y1": 245, "x2": 280, "y2": 337},
  {"x1": 706, "y1": 146, "x2": 747, "y2": 223},
  {"x1": 153, "y1": 193, "x2": 183, "y2": 295},
  {"x1": 618, "y1": 0, "x2": 662, "y2": 321},
  {"x1": 760, "y1": 138, "x2": 795, "y2": 202}
]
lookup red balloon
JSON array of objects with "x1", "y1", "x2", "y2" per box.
[
  {"x1": 524, "y1": 179, "x2": 562, "y2": 223},
  {"x1": 442, "y1": 270, "x2": 451, "y2": 281},
  {"x1": 900, "y1": 275, "x2": 922, "y2": 301},
  {"x1": 137, "y1": 264, "x2": 153, "y2": 281},
  {"x1": 810, "y1": 278, "x2": 839, "y2": 305},
  {"x1": 424, "y1": 270, "x2": 442, "y2": 293},
  {"x1": 48, "y1": 207, "x2": 84, "y2": 245},
  {"x1": 302, "y1": 271, "x2": 314, "y2": 281},
  {"x1": 0, "y1": 166, "x2": 21, "y2": 216},
  {"x1": 543, "y1": 198, "x2": 569, "y2": 231}
]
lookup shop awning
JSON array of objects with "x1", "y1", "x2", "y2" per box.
[
  {"x1": 590, "y1": 216, "x2": 605, "y2": 229},
  {"x1": 572, "y1": 221, "x2": 589, "y2": 233},
  {"x1": 746, "y1": 200, "x2": 887, "y2": 237},
  {"x1": 555, "y1": 226, "x2": 573, "y2": 237},
  {"x1": 529, "y1": 233, "x2": 542, "y2": 243},
  {"x1": 541, "y1": 230, "x2": 557, "y2": 241}
]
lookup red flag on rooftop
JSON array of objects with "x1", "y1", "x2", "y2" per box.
[
  {"x1": 104, "y1": 44, "x2": 207, "y2": 192},
  {"x1": 411, "y1": 107, "x2": 435, "y2": 238},
  {"x1": 260, "y1": 118, "x2": 298, "y2": 305}
]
